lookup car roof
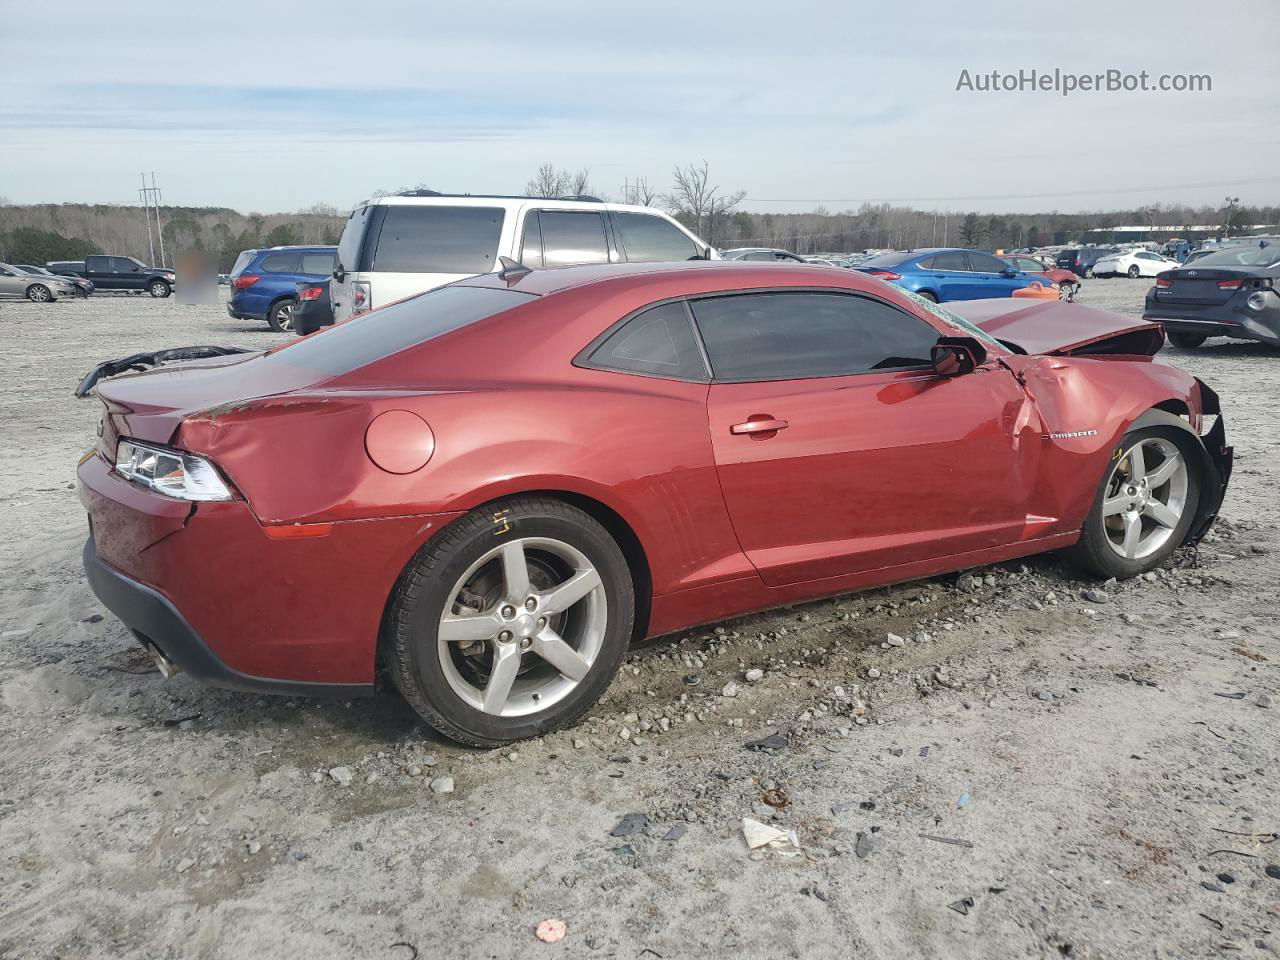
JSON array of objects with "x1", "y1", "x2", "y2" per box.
[
  {"x1": 255, "y1": 245, "x2": 336, "y2": 253},
  {"x1": 454, "y1": 259, "x2": 876, "y2": 298},
  {"x1": 359, "y1": 194, "x2": 670, "y2": 215}
]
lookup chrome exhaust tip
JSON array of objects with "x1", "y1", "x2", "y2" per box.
[{"x1": 145, "y1": 643, "x2": 182, "y2": 679}]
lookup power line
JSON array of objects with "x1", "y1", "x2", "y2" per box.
[{"x1": 744, "y1": 176, "x2": 1280, "y2": 206}]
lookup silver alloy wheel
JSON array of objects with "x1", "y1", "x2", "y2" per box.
[
  {"x1": 437, "y1": 537, "x2": 607, "y2": 717},
  {"x1": 149, "y1": 280, "x2": 168, "y2": 297},
  {"x1": 1101, "y1": 437, "x2": 1189, "y2": 560},
  {"x1": 277, "y1": 302, "x2": 294, "y2": 331},
  {"x1": 28, "y1": 285, "x2": 50, "y2": 302},
  {"x1": 1059, "y1": 283, "x2": 1073, "y2": 301}
]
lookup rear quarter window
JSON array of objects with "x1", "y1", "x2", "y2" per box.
[
  {"x1": 300, "y1": 252, "x2": 335, "y2": 274},
  {"x1": 260, "y1": 253, "x2": 302, "y2": 273},
  {"x1": 371, "y1": 206, "x2": 505, "y2": 274}
]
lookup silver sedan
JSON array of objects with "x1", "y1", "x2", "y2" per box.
[{"x1": 0, "y1": 262, "x2": 77, "y2": 301}]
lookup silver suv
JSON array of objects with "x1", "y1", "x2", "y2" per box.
[{"x1": 330, "y1": 192, "x2": 715, "y2": 323}]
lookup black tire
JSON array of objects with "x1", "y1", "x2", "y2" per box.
[
  {"x1": 1167, "y1": 332, "x2": 1206, "y2": 349},
  {"x1": 1059, "y1": 282, "x2": 1078, "y2": 302},
  {"x1": 26, "y1": 284, "x2": 52, "y2": 303},
  {"x1": 385, "y1": 497, "x2": 635, "y2": 746},
  {"x1": 1127, "y1": 265, "x2": 1141, "y2": 279},
  {"x1": 267, "y1": 298, "x2": 295, "y2": 332},
  {"x1": 1083, "y1": 266, "x2": 1094, "y2": 279},
  {"x1": 148, "y1": 279, "x2": 171, "y2": 298},
  {"x1": 916, "y1": 290, "x2": 938, "y2": 303},
  {"x1": 1064, "y1": 425, "x2": 1202, "y2": 580}
]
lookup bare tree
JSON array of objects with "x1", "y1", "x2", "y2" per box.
[
  {"x1": 623, "y1": 177, "x2": 657, "y2": 206},
  {"x1": 526, "y1": 163, "x2": 572, "y2": 198},
  {"x1": 569, "y1": 168, "x2": 593, "y2": 197},
  {"x1": 664, "y1": 161, "x2": 745, "y2": 245}
]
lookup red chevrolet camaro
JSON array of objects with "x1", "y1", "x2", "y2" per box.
[{"x1": 77, "y1": 261, "x2": 1231, "y2": 745}]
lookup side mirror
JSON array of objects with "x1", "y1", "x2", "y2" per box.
[
  {"x1": 1000, "y1": 267, "x2": 1018, "y2": 277},
  {"x1": 931, "y1": 336, "x2": 988, "y2": 377}
]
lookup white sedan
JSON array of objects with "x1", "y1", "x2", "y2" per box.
[{"x1": 1092, "y1": 249, "x2": 1180, "y2": 279}]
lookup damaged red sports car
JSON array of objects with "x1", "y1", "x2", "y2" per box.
[{"x1": 77, "y1": 261, "x2": 1231, "y2": 745}]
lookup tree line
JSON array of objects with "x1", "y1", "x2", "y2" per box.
[{"x1": 2, "y1": 170, "x2": 1275, "y2": 270}]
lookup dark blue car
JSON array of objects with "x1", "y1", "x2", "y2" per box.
[
  {"x1": 227, "y1": 245, "x2": 336, "y2": 331},
  {"x1": 855, "y1": 248, "x2": 1056, "y2": 302}
]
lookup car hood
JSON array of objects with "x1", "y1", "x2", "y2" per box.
[{"x1": 947, "y1": 298, "x2": 1164, "y2": 357}]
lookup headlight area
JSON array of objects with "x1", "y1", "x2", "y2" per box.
[{"x1": 114, "y1": 438, "x2": 234, "y2": 501}]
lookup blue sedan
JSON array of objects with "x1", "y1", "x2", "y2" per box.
[{"x1": 855, "y1": 248, "x2": 1057, "y2": 302}]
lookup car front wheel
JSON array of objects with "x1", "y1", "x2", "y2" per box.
[
  {"x1": 1083, "y1": 266, "x2": 1094, "y2": 278},
  {"x1": 1065, "y1": 426, "x2": 1202, "y2": 579},
  {"x1": 385, "y1": 497, "x2": 635, "y2": 746},
  {"x1": 1059, "y1": 282, "x2": 1078, "y2": 302},
  {"x1": 148, "y1": 279, "x2": 171, "y2": 297},
  {"x1": 26, "y1": 284, "x2": 52, "y2": 302},
  {"x1": 1168, "y1": 332, "x2": 1206, "y2": 349}
]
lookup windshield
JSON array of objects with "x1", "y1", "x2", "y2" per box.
[
  {"x1": 900, "y1": 289, "x2": 1003, "y2": 350},
  {"x1": 1189, "y1": 244, "x2": 1280, "y2": 269},
  {"x1": 265, "y1": 283, "x2": 536, "y2": 377}
]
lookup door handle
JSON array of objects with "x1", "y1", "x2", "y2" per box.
[{"x1": 730, "y1": 417, "x2": 789, "y2": 435}]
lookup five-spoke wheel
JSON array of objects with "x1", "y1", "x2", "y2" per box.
[
  {"x1": 1067, "y1": 426, "x2": 1202, "y2": 578},
  {"x1": 386, "y1": 497, "x2": 634, "y2": 745}
]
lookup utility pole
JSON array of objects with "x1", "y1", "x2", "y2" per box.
[
  {"x1": 139, "y1": 173, "x2": 156, "y2": 265},
  {"x1": 1223, "y1": 195, "x2": 1240, "y2": 238},
  {"x1": 138, "y1": 172, "x2": 167, "y2": 266}
]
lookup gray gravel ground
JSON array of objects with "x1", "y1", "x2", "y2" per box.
[{"x1": 0, "y1": 281, "x2": 1277, "y2": 959}]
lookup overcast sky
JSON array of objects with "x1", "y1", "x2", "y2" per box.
[{"x1": 2, "y1": 0, "x2": 1277, "y2": 215}]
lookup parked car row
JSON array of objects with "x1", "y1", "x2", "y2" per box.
[
  {"x1": 0, "y1": 262, "x2": 80, "y2": 301},
  {"x1": 47, "y1": 256, "x2": 175, "y2": 297}
]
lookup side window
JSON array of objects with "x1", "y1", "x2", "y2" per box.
[
  {"x1": 744, "y1": 252, "x2": 775, "y2": 261},
  {"x1": 1020, "y1": 258, "x2": 1043, "y2": 271},
  {"x1": 300, "y1": 252, "x2": 335, "y2": 274},
  {"x1": 538, "y1": 211, "x2": 609, "y2": 267},
  {"x1": 613, "y1": 212, "x2": 698, "y2": 263},
  {"x1": 931, "y1": 251, "x2": 968, "y2": 271},
  {"x1": 916, "y1": 255, "x2": 935, "y2": 269},
  {"x1": 86, "y1": 256, "x2": 109, "y2": 272},
  {"x1": 519, "y1": 211, "x2": 543, "y2": 268},
  {"x1": 371, "y1": 206, "x2": 505, "y2": 274},
  {"x1": 260, "y1": 252, "x2": 302, "y2": 273},
  {"x1": 581, "y1": 301, "x2": 708, "y2": 381},
  {"x1": 968, "y1": 252, "x2": 1010, "y2": 273},
  {"x1": 111, "y1": 257, "x2": 137, "y2": 272},
  {"x1": 690, "y1": 292, "x2": 937, "y2": 381}
]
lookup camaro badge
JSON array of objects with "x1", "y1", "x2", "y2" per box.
[{"x1": 1044, "y1": 429, "x2": 1099, "y2": 440}]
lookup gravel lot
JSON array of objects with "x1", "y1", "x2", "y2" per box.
[{"x1": 1, "y1": 281, "x2": 1277, "y2": 959}]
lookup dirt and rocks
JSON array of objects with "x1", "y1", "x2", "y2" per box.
[{"x1": 0, "y1": 281, "x2": 1277, "y2": 959}]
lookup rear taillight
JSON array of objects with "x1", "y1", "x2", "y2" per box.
[
  {"x1": 352, "y1": 280, "x2": 372, "y2": 315},
  {"x1": 299, "y1": 285, "x2": 323, "y2": 301},
  {"x1": 865, "y1": 269, "x2": 902, "y2": 281},
  {"x1": 1155, "y1": 276, "x2": 1172, "y2": 288},
  {"x1": 231, "y1": 275, "x2": 260, "y2": 290},
  {"x1": 1217, "y1": 279, "x2": 1242, "y2": 290}
]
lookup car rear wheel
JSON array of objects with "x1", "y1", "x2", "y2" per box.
[
  {"x1": 26, "y1": 284, "x2": 52, "y2": 302},
  {"x1": 1065, "y1": 426, "x2": 1201, "y2": 579},
  {"x1": 1168, "y1": 332, "x2": 1207, "y2": 349},
  {"x1": 1127, "y1": 265, "x2": 1141, "y2": 279},
  {"x1": 267, "y1": 299, "x2": 295, "y2": 332},
  {"x1": 148, "y1": 279, "x2": 171, "y2": 298},
  {"x1": 385, "y1": 497, "x2": 635, "y2": 746},
  {"x1": 916, "y1": 290, "x2": 938, "y2": 303}
]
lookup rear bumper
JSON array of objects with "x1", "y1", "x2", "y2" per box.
[
  {"x1": 77, "y1": 451, "x2": 462, "y2": 692},
  {"x1": 83, "y1": 536, "x2": 373, "y2": 697},
  {"x1": 1145, "y1": 292, "x2": 1280, "y2": 346},
  {"x1": 226, "y1": 294, "x2": 267, "y2": 321}
]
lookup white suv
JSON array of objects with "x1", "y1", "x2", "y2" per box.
[{"x1": 330, "y1": 192, "x2": 716, "y2": 322}]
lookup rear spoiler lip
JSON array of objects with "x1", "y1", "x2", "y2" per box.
[{"x1": 75, "y1": 346, "x2": 255, "y2": 399}]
